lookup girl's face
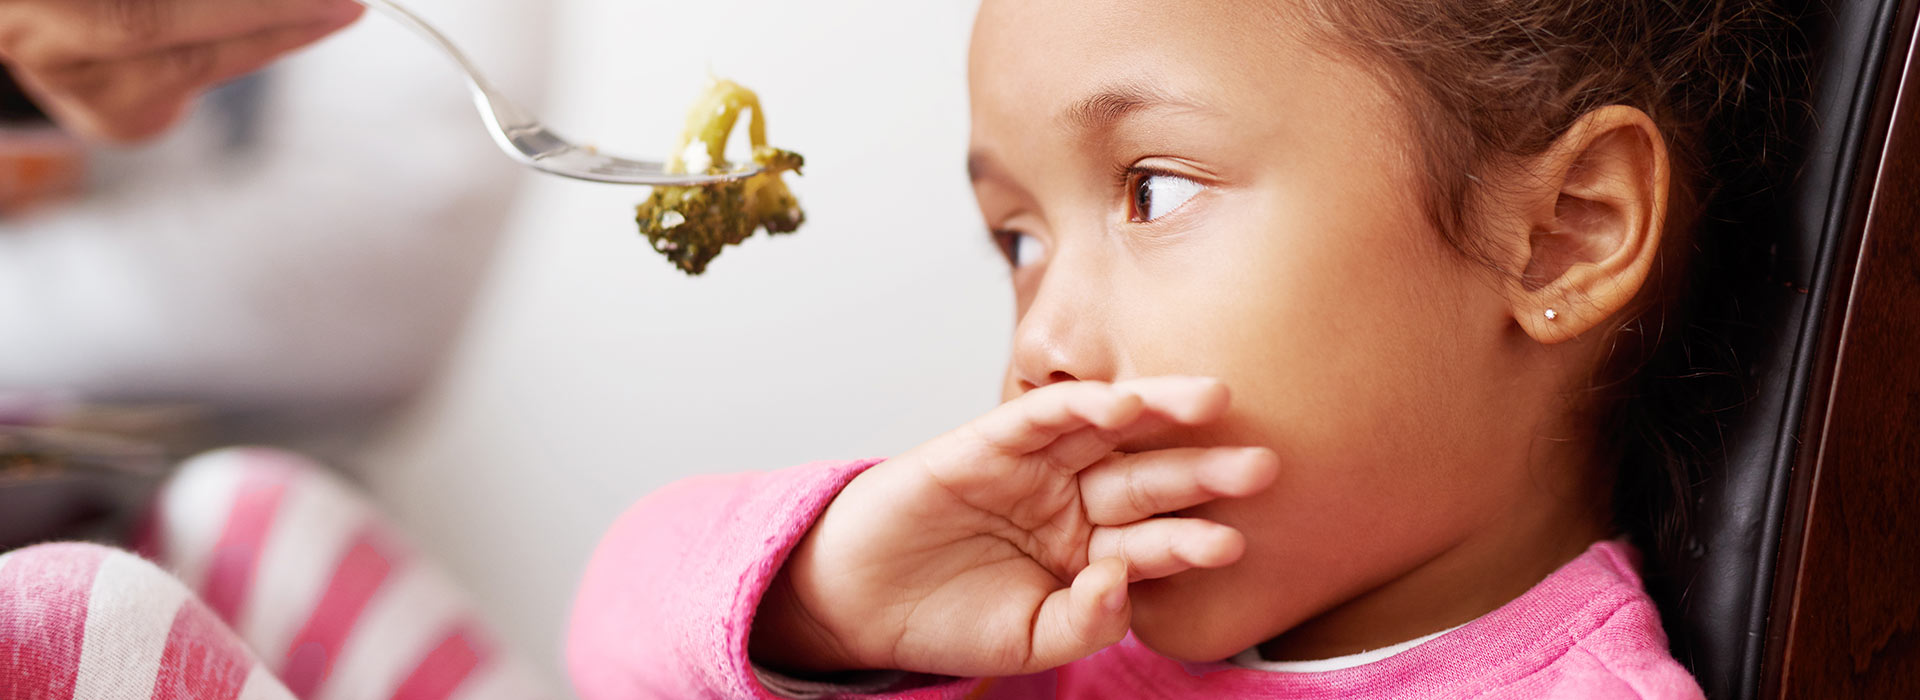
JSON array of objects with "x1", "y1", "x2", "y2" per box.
[{"x1": 970, "y1": 0, "x2": 1605, "y2": 661}]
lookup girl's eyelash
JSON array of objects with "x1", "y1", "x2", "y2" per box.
[
  {"x1": 991, "y1": 228, "x2": 1048, "y2": 269},
  {"x1": 990, "y1": 229, "x2": 1017, "y2": 265},
  {"x1": 1113, "y1": 164, "x2": 1153, "y2": 223},
  {"x1": 991, "y1": 228, "x2": 1028, "y2": 267},
  {"x1": 1119, "y1": 164, "x2": 1205, "y2": 223},
  {"x1": 1109, "y1": 162, "x2": 1141, "y2": 192}
]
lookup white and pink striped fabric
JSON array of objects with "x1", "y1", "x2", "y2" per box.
[
  {"x1": 0, "y1": 543, "x2": 293, "y2": 700},
  {"x1": 2, "y1": 447, "x2": 547, "y2": 700}
]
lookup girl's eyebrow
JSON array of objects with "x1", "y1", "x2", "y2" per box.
[
  {"x1": 967, "y1": 84, "x2": 1212, "y2": 185},
  {"x1": 1060, "y1": 83, "x2": 1209, "y2": 135}
]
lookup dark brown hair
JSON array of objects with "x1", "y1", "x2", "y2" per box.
[{"x1": 1293, "y1": 1, "x2": 1788, "y2": 576}]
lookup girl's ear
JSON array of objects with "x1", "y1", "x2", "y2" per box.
[{"x1": 1497, "y1": 105, "x2": 1670, "y2": 345}]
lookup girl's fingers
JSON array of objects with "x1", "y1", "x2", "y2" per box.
[
  {"x1": 1116, "y1": 375, "x2": 1230, "y2": 425},
  {"x1": 1005, "y1": 376, "x2": 1230, "y2": 467},
  {"x1": 1023, "y1": 557, "x2": 1130, "y2": 673},
  {"x1": 1087, "y1": 518, "x2": 1245, "y2": 581},
  {"x1": 968, "y1": 381, "x2": 1145, "y2": 455},
  {"x1": 1079, "y1": 447, "x2": 1280, "y2": 526}
]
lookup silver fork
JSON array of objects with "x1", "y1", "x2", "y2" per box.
[{"x1": 354, "y1": 0, "x2": 757, "y2": 185}]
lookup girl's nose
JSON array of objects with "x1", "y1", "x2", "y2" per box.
[{"x1": 1007, "y1": 254, "x2": 1116, "y2": 392}]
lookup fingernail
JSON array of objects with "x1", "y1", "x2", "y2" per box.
[{"x1": 1103, "y1": 584, "x2": 1128, "y2": 612}]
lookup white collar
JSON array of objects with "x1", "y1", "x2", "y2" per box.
[{"x1": 1227, "y1": 623, "x2": 1465, "y2": 673}]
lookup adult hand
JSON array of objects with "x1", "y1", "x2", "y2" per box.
[{"x1": 0, "y1": 0, "x2": 364, "y2": 142}]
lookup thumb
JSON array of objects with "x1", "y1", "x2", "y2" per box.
[{"x1": 1022, "y1": 557, "x2": 1130, "y2": 673}]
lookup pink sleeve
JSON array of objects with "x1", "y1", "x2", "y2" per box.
[{"x1": 564, "y1": 460, "x2": 979, "y2": 700}]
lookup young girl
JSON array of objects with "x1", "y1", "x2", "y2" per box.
[
  {"x1": 1, "y1": 1, "x2": 1774, "y2": 698},
  {"x1": 567, "y1": 0, "x2": 1778, "y2": 698}
]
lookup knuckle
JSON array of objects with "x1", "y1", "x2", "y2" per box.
[
  {"x1": 1067, "y1": 613, "x2": 1104, "y2": 652},
  {"x1": 1107, "y1": 526, "x2": 1134, "y2": 560},
  {"x1": 99, "y1": 0, "x2": 168, "y2": 44},
  {"x1": 1121, "y1": 464, "x2": 1156, "y2": 518},
  {"x1": 1086, "y1": 527, "x2": 1115, "y2": 562},
  {"x1": 1078, "y1": 470, "x2": 1104, "y2": 511},
  {"x1": 1034, "y1": 449, "x2": 1070, "y2": 476}
]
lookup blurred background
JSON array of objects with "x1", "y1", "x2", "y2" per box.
[{"x1": 1, "y1": 0, "x2": 1001, "y2": 690}]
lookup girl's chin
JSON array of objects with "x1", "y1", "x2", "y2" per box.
[{"x1": 1125, "y1": 573, "x2": 1278, "y2": 663}]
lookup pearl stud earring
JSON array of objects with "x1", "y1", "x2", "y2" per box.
[{"x1": 1544, "y1": 309, "x2": 1559, "y2": 321}]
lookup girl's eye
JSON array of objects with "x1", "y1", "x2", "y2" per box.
[
  {"x1": 993, "y1": 230, "x2": 1047, "y2": 268},
  {"x1": 1129, "y1": 170, "x2": 1203, "y2": 222}
]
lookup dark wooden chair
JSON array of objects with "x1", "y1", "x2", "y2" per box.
[{"x1": 1660, "y1": 0, "x2": 1920, "y2": 696}]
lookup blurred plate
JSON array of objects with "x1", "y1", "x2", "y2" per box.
[{"x1": 0, "y1": 426, "x2": 170, "y2": 552}]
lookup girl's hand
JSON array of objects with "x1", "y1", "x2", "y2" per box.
[{"x1": 750, "y1": 377, "x2": 1279, "y2": 677}]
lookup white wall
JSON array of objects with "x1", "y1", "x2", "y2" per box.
[{"x1": 357, "y1": 0, "x2": 999, "y2": 689}]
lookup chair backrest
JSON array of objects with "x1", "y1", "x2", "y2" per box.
[{"x1": 1654, "y1": 1, "x2": 1919, "y2": 697}]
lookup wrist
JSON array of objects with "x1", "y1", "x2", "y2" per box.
[{"x1": 749, "y1": 533, "x2": 866, "y2": 674}]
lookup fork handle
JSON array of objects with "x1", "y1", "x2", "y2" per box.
[{"x1": 351, "y1": 0, "x2": 534, "y2": 126}]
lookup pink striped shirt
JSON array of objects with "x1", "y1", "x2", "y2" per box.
[{"x1": 567, "y1": 460, "x2": 1705, "y2": 699}]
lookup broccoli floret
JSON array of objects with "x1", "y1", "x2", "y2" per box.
[{"x1": 635, "y1": 79, "x2": 805, "y2": 275}]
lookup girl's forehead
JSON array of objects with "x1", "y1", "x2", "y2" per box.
[
  {"x1": 967, "y1": 0, "x2": 1335, "y2": 115},
  {"x1": 965, "y1": 0, "x2": 1397, "y2": 156}
]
